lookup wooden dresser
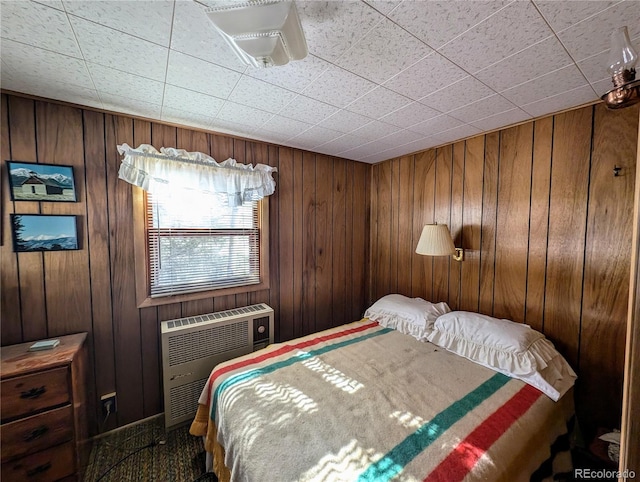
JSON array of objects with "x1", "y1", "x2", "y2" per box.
[{"x1": 1, "y1": 333, "x2": 90, "y2": 481}]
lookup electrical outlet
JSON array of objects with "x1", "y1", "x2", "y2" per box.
[{"x1": 101, "y1": 392, "x2": 117, "y2": 417}]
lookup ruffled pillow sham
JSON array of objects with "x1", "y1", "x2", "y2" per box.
[
  {"x1": 427, "y1": 311, "x2": 576, "y2": 401},
  {"x1": 364, "y1": 294, "x2": 451, "y2": 341}
]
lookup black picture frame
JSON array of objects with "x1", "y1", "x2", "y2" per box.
[
  {"x1": 10, "y1": 214, "x2": 79, "y2": 252},
  {"x1": 6, "y1": 160, "x2": 77, "y2": 202}
]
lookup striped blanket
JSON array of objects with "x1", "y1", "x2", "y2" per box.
[{"x1": 191, "y1": 320, "x2": 573, "y2": 482}]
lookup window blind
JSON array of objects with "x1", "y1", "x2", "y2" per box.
[{"x1": 146, "y1": 190, "x2": 260, "y2": 297}]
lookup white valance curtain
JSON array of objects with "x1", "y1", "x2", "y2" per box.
[{"x1": 117, "y1": 143, "x2": 277, "y2": 206}]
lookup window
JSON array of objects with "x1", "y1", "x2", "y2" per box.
[{"x1": 133, "y1": 187, "x2": 269, "y2": 307}]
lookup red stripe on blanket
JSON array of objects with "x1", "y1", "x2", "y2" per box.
[
  {"x1": 423, "y1": 383, "x2": 543, "y2": 482},
  {"x1": 203, "y1": 320, "x2": 379, "y2": 404}
]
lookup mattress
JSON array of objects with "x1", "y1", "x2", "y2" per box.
[{"x1": 191, "y1": 319, "x2": 574, "y2": 482}]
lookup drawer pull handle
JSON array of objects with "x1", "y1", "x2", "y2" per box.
[
  {"x1": 24, "y1": 425, "x2": 49, "y2": 442},
  {"x1": 20, "y1": 386, "x2": 46, "y2": 399},
  {"x1": 26, "y1": 462, "x2": 51, "y2": 477}
]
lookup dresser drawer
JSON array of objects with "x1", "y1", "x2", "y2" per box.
[
  {"x1": 1, "y1": 441, "x2": 75, "y2": 482},
  {"x1": 1, "y1": 405, "x2": 74, "y2": 462},
  {"x1": 1, "y1": 367, "x2": 69, "y2": 422}
]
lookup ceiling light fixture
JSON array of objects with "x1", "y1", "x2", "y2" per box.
[
  {"x1": 602, "y1": 26, "x2": 640, "y2": 109},
  {"x1": 205, "y1": 1, "x2": 308, "y2": 68}
]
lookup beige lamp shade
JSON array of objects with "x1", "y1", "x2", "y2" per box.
[{"x1": 416, "y1": 224, "x2": 456, "y2": 256}]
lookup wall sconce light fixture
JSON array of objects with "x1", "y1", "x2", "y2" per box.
[
  {"x1": 602, "y1": 26, "x2": 640, "y2": 109},
  {"x1": 415, "y1": 224, "x2": 464, "y2": 262},
  {"x1": 205, "y1": 1, "x2": 308, "y2": 68}
]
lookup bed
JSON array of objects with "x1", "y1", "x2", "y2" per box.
[{"x1": 190, "y1": 298, "x2": 575, "y2": 482}]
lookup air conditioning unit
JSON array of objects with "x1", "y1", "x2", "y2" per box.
[{"x1": 161, "y1": 303, "x2": 274, "y2": 429}]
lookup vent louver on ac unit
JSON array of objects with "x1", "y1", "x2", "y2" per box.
[{"x1": 161, "y1": 303, "x2": 274, "y2": 429}]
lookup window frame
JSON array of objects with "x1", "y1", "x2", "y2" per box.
[{"x1": 132, "y1": 186, "x2": 269, "y2": 308}]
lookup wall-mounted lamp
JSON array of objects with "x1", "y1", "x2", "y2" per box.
[
  {"x1": 415, "y1": 224, "x2": 464, "y2": 262},
  {"x1": 602, "y1": 26, "x2": 640, "y2": 109},
  {"x1": 205, "y1": 1, "x2": 308, "y2": 68}
]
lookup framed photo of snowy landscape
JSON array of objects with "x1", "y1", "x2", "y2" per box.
[
  {"x1": 7, "y1": 161, "x2": 77, "y2": 202},
  {"x1": 10, "y1": 214, "x2": 79, "y2": 252}
]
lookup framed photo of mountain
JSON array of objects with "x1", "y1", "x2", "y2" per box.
[
  {"x1": 10, "y1": 214, "x2": 79, "y2": 252},
  {"x1": 6, "y1": 161, "x2": 77, "y2": 202}
]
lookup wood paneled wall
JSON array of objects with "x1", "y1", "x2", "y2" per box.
[
  {"x1": 0, "y1": 93, "x2": 370, "y2": 433},
  {"x1": 370, "y1": 104, "x2": 639, "y2": 437}
]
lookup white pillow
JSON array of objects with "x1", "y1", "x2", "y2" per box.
[
  {"x1": 427, "y1": 311, "x2": 576, "y2": 401},
  {"x1": 364, "y1": 294, "x2": 450, "y2": 341}
]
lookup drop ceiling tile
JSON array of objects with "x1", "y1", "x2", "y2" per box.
[
  {"x1": 591, "y1": 78, "x2": 613, "y2": 97},
  {"x1": 340, "y1": 140, "x2": 394, "y2": 160},
  {"x1": 296, "y1": 0, "x2": 385, "y2": 62},
  {"x1": 252, "y1": 130, "x2": 293, "y2": 145},
  {"x1": 578, "y1": 49, "x2": 611, "y2": 84},
  {"x1": 470, "y1": 108, "x2": 532, "y2": 132},
  {"x1": 379, "y1": 128, "x2": 425, "y2": 146},
  {"x1": 166, "y1": 50, "x2": 241, "y2": 98},
  {"x1": 359, "y1": 152, "x2": 387, "y2": 164},
  {"x1": 313, "y1": 144, "x2": 348, "y2": 158},
  {"x1": 376, "y1": 145, "x2": 420, "y2": 160},
  {"x1": 346, "y1": 87, "x2": 412, "y2": 119},
  {"x1": 533, "y1": 0, "x2": 618, "y2": 33},
  {"x1": 68, "y1": 16, "x2": 168, "y2": 81},
  {"x1": 408, "y1": 114, "x2": 463, "y2": 136},
  {"x1": 474, "y1": 36, "x2": 574, "y2": 93},
  {"x1": 260, "y1": 115, "x2": 313, "y2": 138},
  {"x1": 318, "y1": 110, "x2": 373, "y2": 134},
  {"x1": 1, "y1": 39, "x2": 93, "y2": 89},
  {"x1": 33, "y1": 1, "x2": 64, "y2": 10},
  {"x1": 500, "y1": 64, "x2": 588, "y2": 106},
  {"x1": 171, "y1": 1, "x2": 246, "y2": 72},
  {"x1": 284, "y1": 138, "x2": 313, "y2": 151},
  {"x1": 281, "y1": 95, "x2": 339, "y2": 124},
  {"x1": 163, "y1": 85, "x2": 225, "y2": 119},
  {"x1": 379, "y1": 101, "x2": 441, "y2": 129},
  {"x1": 350, "y1": 121, "x2": 402, "y2": 141},
  {"x1": 210, "y1": 118, "x2": 257, "y2": 139},
  {"x1": 216, "y1": 101, "x2": 274, "y2": 129},
  {"x1": 87, "y1": 63, "x2": 165, "y2": 105},
  {"x1": 438, "y1": 1, "x2": 554, "y2": 74},
  {"x1": 435, "y1": 124, "x2": 483, "y2": 145},
  {"x1": 556, "y1": 0, "x2": 640, "y2": 62},
  {"x1": 246, "y1": 54, "x2": 330, "y2": 93},
  {"x1": 1, "y1": 1, "x2": 80, "y2": 57},
  {"x1": 317, "y1": 134, "x2": 366, "y2": 154},
  {"x1": 419, "y1": 76, "x2": 496, "y2": 113},
  {"x1": 336, "y1": 17, "x2": 432, "y2": 84},
  {"x1": 302, "y1": 65, "x2": 376, "y2": 108},
  {"x1": 1, "y1": 59, "x2": 14, "y2": 77},
  {"x1": 389, "y1": 0, "x2": 510, "y2": 50},
  {"x1": 1, "y1": 72, "x2": 101, "y2": 109},
  {"x1": 449, "y1": 94, "x2": 517, "y2": 123},
  {"x1": 161, "y1": 107, "x2": 216, "y2": 131},
  {"x1": 363, "y1": 1, "x2": 403, "y2": 16},
  {"x1": 397, "y1": 136, "x2": 445, "y2": 155},
  {"x1": 100, "y1": 93, "x2": 162, "y2": 120},
  {"x1": 289, "y1": 125, "x2": 343, "y2": 148},
  {"x1": 0, "y1": 0, "x2": 626, "y2": 163},
  {"x1": 228, "y1": 76, "x2": 297, "y2": 114},
  {"x1": 383, "y1": 52, "x2": 468, "y2": 100},
  {"x1": 64, "y1": 1, "x2": 174, "y2": 47},
  {"x1": 520, "y1": 84, "x2": 597, "y2": 118}
]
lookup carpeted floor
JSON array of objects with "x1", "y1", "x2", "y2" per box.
[{"x1": 83, "y1": 416, "x2": 217, "y2": 481}]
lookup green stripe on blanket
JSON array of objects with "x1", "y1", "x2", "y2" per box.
[
  {"x1": 358, "y1": 372, "x2": 511, "y2": 482},
  {"x1": 211, "y1": 327, "x2": 393, "y2": 418}
]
